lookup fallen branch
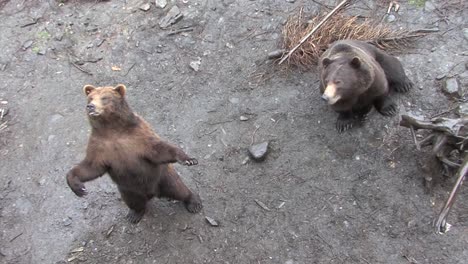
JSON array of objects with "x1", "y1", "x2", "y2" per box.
[
  {"x1": 400, "y1": 113, "x2": 468, "y2": 234},
  {"x1": 434, "y1": 155, "x2": 468, "y2": 234},
  {"x1": 400, "y1": 114, "x2": 468, "y2": 137}
]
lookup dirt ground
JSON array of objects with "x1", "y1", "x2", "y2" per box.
[{"x1": 0, "y1": 0, "x2": 467, "y2": 263}]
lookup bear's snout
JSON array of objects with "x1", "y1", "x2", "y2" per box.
[
  {"x1": 86, "y1": 104, "x2": 96, "y2": 113},
  {"x1": 321, "y1": 94, "x2": 329, "y2": 102}
]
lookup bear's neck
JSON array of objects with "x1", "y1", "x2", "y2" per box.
[{"x1": 88, "y1": 102, "x2": 139, "y2": 133}]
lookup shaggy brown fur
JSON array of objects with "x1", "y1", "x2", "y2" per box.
[
  {"x1": 318, "y1": 40, "x2": 413, "y2": 132},
  {"x1": 66, "y1": 84, "x2": 202, "y2": 223}
]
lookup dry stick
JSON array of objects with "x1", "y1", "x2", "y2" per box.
[
  {"x1": 278, "y1": 0, "x2": 350, "y2": 65},
  {"x1": 434, "y1": 155, "x2": 468, "y2": 234}
]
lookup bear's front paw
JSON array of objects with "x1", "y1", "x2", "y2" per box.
[
  {"x1": 336, "y1": 114, "x2": 359, "y2": 133},
  {"x1": 68, "y1": 181, "x2": 88, "y2": 197},
  {"x1": 336, "y1": 117, "x2": 356, "y2": 133}
]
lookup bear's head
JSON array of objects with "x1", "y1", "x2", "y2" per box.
[
  {"x1": 320, "y1": 56, "x2": 371, "y2": 105},
  {"x1": 83, "y1": 84, "x2": 127, "y2": 119}
]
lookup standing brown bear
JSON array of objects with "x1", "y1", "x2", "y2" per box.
[
  {"x1": 319, "y1": 40, "x2": 413, "y2": 132},
  {"x1": 66, "y1": 84, "x2": 202, "y2": 223}
]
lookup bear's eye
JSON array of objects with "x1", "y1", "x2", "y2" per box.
[{"x1": 101, "y1": 97, "x2": 110, "y2": 104}]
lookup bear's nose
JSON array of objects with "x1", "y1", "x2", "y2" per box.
[
  {"x1": 321, "y1": 94, "x2": 329, "y2": 102},
  {"x1": 86, "y1": 104, "x2": 96, "y2": 112}
]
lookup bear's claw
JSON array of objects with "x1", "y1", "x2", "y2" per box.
[
  {"x1": 380, "y1": 103, "x2": 397, "y2": 117},
  {"x1": 393, "y1": 77, "x2": 413, "y2": 93},
  {"x1": 336, "y1": 118, "x2": 357, "y2": 133},
  {"x1": 184, "y1": 158, "x2": 198, "y2": 166},
  {"x1": 126, "y1": 209, "x2": 145, "y2": 224}
]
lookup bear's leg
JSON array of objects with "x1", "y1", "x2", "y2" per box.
[
  {"x1": 374, "y1": 96, "x2": 397, "y2": 117},
  {"x1": 159, "y1": 167, "x2": 203, "y2": 213},
  {"x1": 374, "y1": 51, "x2": 413, "y2": 93},
  {"x1": 336, "y1": 111, "x2": 357, "y2": 132},
  {"x1": 118, "y1": 188, "x2": 148, "y2": 224}
]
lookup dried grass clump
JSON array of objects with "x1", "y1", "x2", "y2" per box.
[{"x1": 281, "y1": 8, "x2": 423, "y2": 69}]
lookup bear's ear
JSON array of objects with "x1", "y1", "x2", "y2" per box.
[
  {"x1": 83, "y1": 85, "x2": 96, "y2": 96},
  {"x1": 114, "y1": 84, "x2": 126, "y2": 97},
  {"x1": 322, "y1": 58, "x2": 332, "y2": 68},
  {"x1": 350, "y1": 57, "x2": 361, "y2": 68}
]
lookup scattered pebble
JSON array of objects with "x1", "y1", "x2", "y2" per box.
[
  {"x1": 189, "y1": 58, "x2": 201, "y2": 72},
  {"x1": 205, "y1": 216, "x2": 219, "y2": 227},
  {"x1": 285, "y1": 0, "x2": 296, "y2": 3},
  {"x1": 49, "y1": 113, "x2": 64, "y2": 124},
  {"x1": 443, "y1": 77, "x2": 460, "y2": 97},
  {"x1": 240, "y1": 115, "x2": 249, "y2": 121},
  {"x1": 63, "y1": 217, "x2": 72, "y2": 226},
  {"x1": 248, "y1": 141, "x2": 269, "y2": 161},
  {"x1": 22, "y1": 40, "x2": 33, "y2": 50},
  {"x1": 159, "y1": 6, "x2": 183, "y2": 29},
  {"x1": 385, "y1": 14, "x2": 396, "y2": 23},
  {"x1": 435, "y1": 74, "x2": 446, "y2": 80},
  {"x1": 267, "y1": 49, "x2": 285, "y2": 60},
  {"x1": 155, "y1": 0, "x2": 167, "y2": 8},
  {"x1": 456, "y1": 102, "x2": 468, "y2": 117},
  {"x1": 139, "y1": 3, "x2": 151, "y2": 11}
]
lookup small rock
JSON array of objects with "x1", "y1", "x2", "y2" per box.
[
  {"x1": 424, "y1": 1, "x2": 436, "y2": 12},
  {"x1": 189, "y1": 58, "x2": 201, "y2": 72},
  {"x1": 155, "y1": 0, "x2": 167, "y2": 8},
  {"x1": 267, "y1": 49, "x2": 285, "y2": 60},
  {"x1": 205, "y1": 216, "x2": 219, "y2": 227},
  {"x1": 159, "y1": 6, "x2": 183, "y2": 29},
  {"x1": 22, "y1": 40, "x2": 33, "y2": 50},
  {"x1": 385, "y1": 14, "x2": 396, "y2": 23},
  {"x1": 463, "y1": 28, "x2": 468, "y2": 41},
  {"x1": 248, "y1": 141, "x2": 269, "y2": 161},
  {"x1": 37, "y1": 47, "x2": 46, "y2": 55},
  {"x1": 285, "y1": 0, "x2": 296, "y2": 3},
  {"x1": 435, "y1": 74, "x2": 446, "y2": 80},
  {"x1": 456, "y1": 102, "x2": 468, "y2": 117},
  {"x1": 139, "y1": 3, "x2": 151, "y2": 11},
  {"x1": 63, "y1": 217, "x2": 72, "y2": 226},
  {"x1": 443, "y1": 77, "x2": 460, "y2": 97},
  {"x1": 39, "y1": 178, "x2": 46, "y2": 186},
  {"x1": 240, "y1": 115, "x2": 249, "y2": 121},
  {"x1": 226, "y1": 42, "x2": 234, "y2": 49},
  {"x1": 49, "y1": 113, "x2": 64, "y2": 124},
  {"x1": 229, "y1": 97, "x2": 239, "y2": 104}
]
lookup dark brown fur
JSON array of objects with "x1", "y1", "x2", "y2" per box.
[
  {"x1": 66, "y1": 84, "x2": 202, "y2": 223},
  {"x1": 318, "y1": 40, "x2": 413, "y2": 132}
]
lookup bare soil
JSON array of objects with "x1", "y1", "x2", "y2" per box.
[{"x1": 0, "y1": 0, "x2": 467, "y2": 263}]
